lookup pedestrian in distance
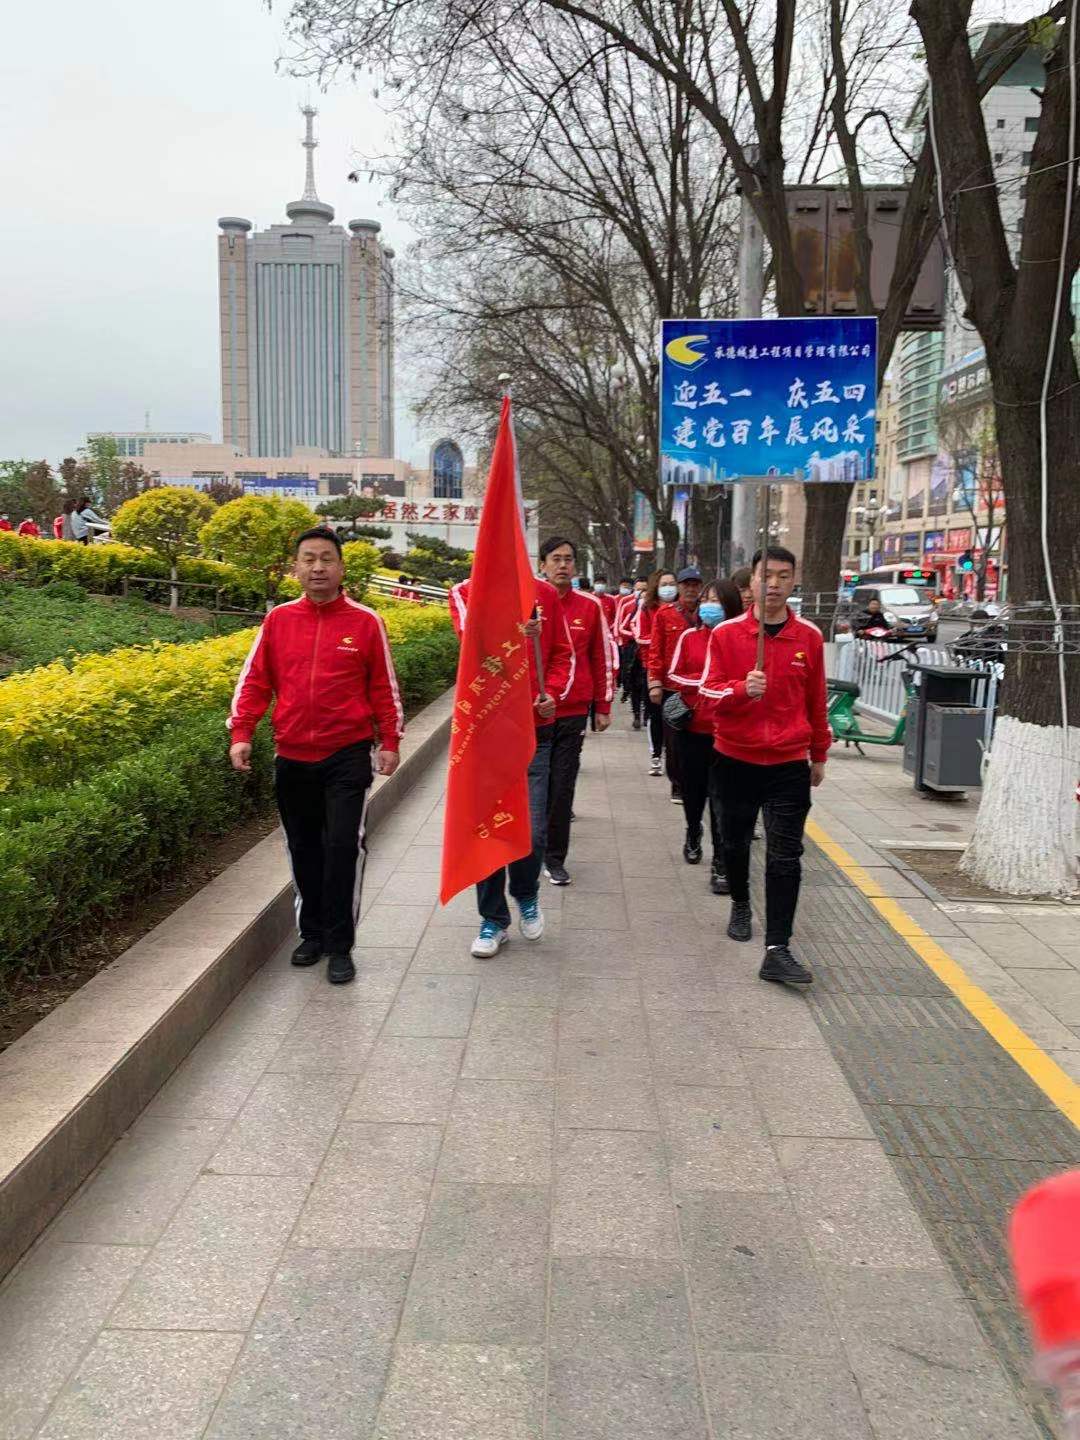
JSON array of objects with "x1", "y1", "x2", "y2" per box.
[
  {"x1": 538, "y1": 536, "x2": 614, "y2": 886},
  {"x1": 54, "y1": 500, "x2": 75, "y2": 541},
  {"x1": 647, "y1": 564, "x2": 703, "y2": 802},
  {"x1": 592, "y1": 574, "x2": 619, "y2": 631},
  {"x1": 667, "y1": 578, "x2": 743, "y2": 894},
  {"x1": 615, "y1": 578, "x2": 646, "y2": 727},
  {"x1": 228, "y1": 526, "x2": 404, "y2": 985},
  {"x1": 0, "y1": 515, "x2": 11, "y2": 532},
  {"x1": 69, "y1": 496, "x2": 106, "y2": 545},
  {"x1": 731, "y1": 566, "x2": 753, "y2": 613},
  {"x1": 448, "y1": 573, "x2": 573, "y2": 956},
  {"x1": 699, "y1": 545, "x2": 831, "y2": 987},
  {"x1": 635, "y1": 568, "x2": 676, "y2": 777},
  {"x1": 16, "y1": 517, "x2": 40, "y2": 538}
]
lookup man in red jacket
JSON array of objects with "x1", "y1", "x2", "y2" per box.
[
  {"x1": 449, "y1": 574, "x2": 574, "y2": 954},
  {"x1": 228, "y1": 527, "x2": 403, "y2": 985},
  {"x1": 539, "y1": 536, "x2": 614, "y2": 885},
  {"x1": 647, "y1": 565, "x2": 703, "y2": 801},
  {"x1": 699, "y1": 545, "x2": 830, "y2": 987}
]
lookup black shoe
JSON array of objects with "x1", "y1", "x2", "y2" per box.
[
  {"x1": 291, "y1": 938, "x2": 322, "y2": 967},
  {"x1": 710, "y1": 866, "x2": 730, "y2": 896},
  {"x1": 327, "y1": 952, "x2": 356, "y2": 984},
  {"x1": 546, "y1": 864, "x2": 571, "y2": 886},
  {"x1": 727, "y1": 901, "x2": 752, "y2": 942},
  {"x1": 620, "y1": 692, "x2": 629, "y2": 704},
  {"x1": 670, "y1": 784, "x2": 683, "y2": 804},
  {"x1": 632, "y1": 718, "x2": 642, "y2": 730},
  {"x1": 683, "y1": 832, "x2": 703, "y2": 865},
  {"x1": 759, "y1": 944, "x2": 813, "y2": 987}
]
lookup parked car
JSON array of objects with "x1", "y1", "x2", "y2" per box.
[{"x1": 834, "y1": 584, "x2": 939, "y2": 641}]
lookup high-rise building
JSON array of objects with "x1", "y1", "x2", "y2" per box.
[
  {"x1": 217, "y1": 108, "x2": 394, "y2": 459},
  {"x1": 87, "y1": 430, "x2": 211, "y2": 459}
]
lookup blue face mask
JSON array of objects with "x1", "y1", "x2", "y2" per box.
[
  {"x1": 658, "y1": 583, "x2": 678, "y2": 602},
  {"x1": 570, "y1": 577, "x2": 580, "y2": 589},
  {"x1": 699, "y1": 602, "x2": 725, "y2": 628}
]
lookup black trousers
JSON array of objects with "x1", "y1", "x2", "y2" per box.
[
  {"x1": 620, "y1": 642, "x2": 645, "y2": 722},
  {"x1": 545, "y1": 714, "x2": 588, "y2": 868},
  {"x1": 476, "y1": 726, "x2": 553, "y2": 929},
  {"x1": 714, "y1": 754, "x2": 812, "y2": 948},
  {"x1": 275, "y1": 741, "x2": 373, "y2": 955},
  {"x1": 677, "y1": 730, "x2": 723, "y2": 863}
]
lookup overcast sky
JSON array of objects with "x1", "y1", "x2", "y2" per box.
[{"x1": 0, "y1": 0, "x2": 426, "y2": 466}]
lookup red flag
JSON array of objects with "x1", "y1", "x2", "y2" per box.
[{"x1": 439, "y1": 397, "x2": 537, "y2": 904}]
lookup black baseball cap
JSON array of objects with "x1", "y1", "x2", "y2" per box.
[{"x1": 676, "y1": 566, "x2": 703, "y2": 583}]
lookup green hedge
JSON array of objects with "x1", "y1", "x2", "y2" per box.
[
  {"x1": 0, "y1": 713, "x2": 276, "y2": 973},
  {"x1": 0, "y1": 620, "x2": 459, "y2": 978}
]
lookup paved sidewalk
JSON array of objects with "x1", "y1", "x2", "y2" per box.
[
  {"x1": 815, "y1": 742, "x2": 1080, "y2": 1085},
  {"x1": 0, "y1": 712, "x2": 1071, "y2": 1439}
]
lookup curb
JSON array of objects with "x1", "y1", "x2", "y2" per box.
[{"x1": 0, "y1": 689, "x2": 452, "y2": 1282}]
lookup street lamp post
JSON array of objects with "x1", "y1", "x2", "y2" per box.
[{"x1": 853, "y1": 496, "x2": 883, "y2": 572}]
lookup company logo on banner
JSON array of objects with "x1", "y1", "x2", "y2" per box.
[{"x1": 660, "y1": 317, "x2": 877, "y2": 484}]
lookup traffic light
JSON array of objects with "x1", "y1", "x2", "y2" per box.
[{"x1": 958, "y1": 550, "x2": 975, "y2": 572}]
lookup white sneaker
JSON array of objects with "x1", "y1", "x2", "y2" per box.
[
  {"x1": 649, "y1": 756, "x2": 663, "y2": 776},
  {"x1": 471, "y1": 921, "x2": 509, "y2": 958},
  {"x1": 517, "y1": 895, "x2": 545, "y2": 941}
]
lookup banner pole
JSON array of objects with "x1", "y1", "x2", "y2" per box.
[
  {"x1": 530, "y1": 606, "x2": 547, "y2": 704},
  {"x1": 755, "y1": 484, "x2": 771, "y2": 673}
]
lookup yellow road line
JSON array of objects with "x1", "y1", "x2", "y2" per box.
[{"x1": 806, "y1": 818, "x2": 1080, "y2": 1130}]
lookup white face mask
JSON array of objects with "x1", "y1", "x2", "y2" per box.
[
  {"x1": 594, "y1": 582, "x2": 607, "y2": 594},
  {"x1": 619, "y1": 585, "x2": 632, "y2": 595},
  {"x1": 658, "y1": 583, "x2": 678, "y2": 602}
]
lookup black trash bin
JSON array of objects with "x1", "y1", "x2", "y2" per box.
[{"x1": 902, "y1": 665, "x2": 984, "y2": 793}]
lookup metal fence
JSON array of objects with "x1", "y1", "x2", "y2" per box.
[{"x1": 368, "y1": 574, "x2": 450, "y2": 606}]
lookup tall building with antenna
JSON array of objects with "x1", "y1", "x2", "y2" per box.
[{"x1": 217, "y1": 107, "x2": 395, "y2": 459}]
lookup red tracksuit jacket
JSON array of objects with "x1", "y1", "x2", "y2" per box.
[
  {"x1": 449, "y1": 577, "x2": 574, "y2": 729},
  {"x1": 595, "y1": 591, "x2": 618, "y2": 630},
  {"x1": 556, "y1": 588, "x2": 614, "y2": 719},
  {"x1": 698, "y1": 607, "x2": 832, "y2": 766},
  {"x1": 647, "y1": 602, "x2": 694, "y2": 689},
  {"x1": 228, "y1": 592, "x2": 404, "y2": 762},
  {"x1": 666, "y1": 626, "x2": 714, "y2": 736},
  {"x1": 614, "y1": 593, "x2": 638, "y2": 643}
]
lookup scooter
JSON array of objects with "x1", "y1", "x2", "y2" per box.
[{"x1": 827, "y1": 645, "x2": 920, "y2": 754}]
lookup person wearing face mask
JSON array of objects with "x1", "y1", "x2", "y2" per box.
[
  {"x1": 592, "y1": 575, "x2": 619, "y2": 631},
  {"x1": 615, "y1": 579, "x2": 645, "y2": 727},
  {"x1": 647, "y1": 565, "x2": 703, "y2": 802},
  {"x1": 634, "y1": 569, "x2": 676, "y2": 776},
  {"x1": 667, "y1": 580, "x2": 743, "y2": 893}
]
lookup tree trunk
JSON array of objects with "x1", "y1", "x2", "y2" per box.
[
  {"x1": 657, "y1": 517, "x2": 680, "y2": 572},
  {"x1": 799, "y1": 480, "x2": 853, "y2": 629},
  {"x1": 169, "y1": 560, "x2": 179, "y2": 614},
  {"x1": 960, "y1": 356, "x2": 1080, "y2": 894}
]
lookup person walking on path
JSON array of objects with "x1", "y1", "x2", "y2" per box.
[
  {"x1": 615, "y1": 578, "x2": 646, "y2": 727},
  {"x1": 667, "y1": 579, "x2": 743, "y2": 894},
  {"x1": 228, "y1": 526, "x2": 403, "y2": 985},
  {"x1": 539, "y1": 536, "x2": 614, "y2": 886},
  {"x1": 592, "y1": 575, "x2": 619, "y2": 631},
  {"x1": 54, "y1": 501, "x2": 75, "y2": 541},
  {"x1": 635, "y1": 569, "x2": 676, "y2": 777},
  {"x1": 448, "y1": 574, "x2": 573, "y2": 956},
  {"x1": 69, "y1": 497, "x2": 106, "y2": 545},
  {"x1": 647, "y1": 565, "x2": 703, "y2": 802},
  {"x1": 16, "y1": 517, "x2": 40, "y2": 538},
  {"x1": 699, "y1": 545, "x2": 831, "y2": 987}
]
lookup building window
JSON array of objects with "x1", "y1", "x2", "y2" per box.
[
  {"x1": 993, "y1": 151, "x2": 1003, "y2": 164},
  {"x1": 996, "y1": 117, "x2": 1006, "y2": 129},
  {"x1": 1025, "y1": 116, "x2": 1039, "y2": 132},
  {"x1": 432, "y1": 440, "x2": 464, "y2": 499},
  {"x1": 1022, "y1": 150, "x2": 1033, "y2": 165}
]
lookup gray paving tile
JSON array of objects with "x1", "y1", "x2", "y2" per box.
[
  {"x1": 308, "y1": 946, "x2": 412, "y2": 1002},
  {"x1": 717, "y1": 983, "x2": 828, "y2": 1050},
  {"x1": 558, "y1": 1008, "x2": 652, "y2": 1076},
  {"x1": 742, "y1": 1048, "x2": 875, "y2": 1139},
  {"x1": 547, "y1": 1255, "x2": 708, "y2": 1439},
  {"x1": 294, "y1": 1122, "x2": 442, "y2": 1249},
  {"x1": 438, "y1": 1079, "x2": 553, "y2": 1185},
  {"x1": 559, "y1": 973, "x2": 642, "y2": 1013},
  {"x1": 660, "y1": 1086, "x2": 785, "y2": 1194},
  {"x1": 461, "y1": 1005, "x2": 557, "y2": 1081},
  {"x1": 553, "y1": 1130, "x2": 678, "y2": 1259},
  {"x1": 778, "y1": 1137, "x2": 944, "y2": 1270},
  {"x1": 204, "y1": 1249, "x2": 411, "y2": 1440},
  {"x1": 699, "y1": 1351, "x2": 872, "y2": 1439},
  {"x1": 373, "y1": 1344, "x2": 544, "y2": 1440},
  {"x1": 0, "y1": 1242, "x2": 147, "y2": 1440},
  {"x1": 648, "y1": 1011, "x2": 748, "y2": 1087},
  {"x1": 560, "y1": 893, "x2": 630, "y2": 930},
  {"x1": 1012, "y1": 966, "x2": 1080, "y2": 1024},
  {"x1": 383, "y1": 974, "x2": 479, "y2": 1037},
  {"x1": 266, "y1": 1000, "x2": 387, "y2": 1074},
  {"x1": 400, "y1": 1183, "x2": 548, "y2": 1343},
  {"x1": 346, "y1": 1036, "x2": 464, "y2": 1123},
  {"x1": 357, "y1": 903, "x2": 433, "y2": 947},
  {"x1": 205, "y1": 1070, "x2": 355, "y2": 1179},
  {"x1": 37, "y1": 1330, "x2": 243, "y2": 1440},
  {"x1": 557, "y1": 1072, "x2": 660, "y2": 1131},
  {"x1": 678, "y1": 1191, "x2": 840, "y2": 1355},
  {"x1": 109, "y1": 1174, "x2": 310, "y2": 1331},
  {"x1": 475, "y1": 965, "x2": 562, "y2": 1009},
  {"x1": 51, "y1": 1116, "x2": 226, "y2": 1246},
  {"x1": 147, "y1": 1029, "x2": 281, "y2": 1120},
  {"x1": 409, "y1": 926, "x2": 492, "y2": 972}
]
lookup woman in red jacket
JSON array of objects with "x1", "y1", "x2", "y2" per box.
[
  {"x1": 634, "y1": 568, "x2": 676, "y2": 777},
  {"x1": 667, "y1": 579, "x2": 742, "y2": 893}
]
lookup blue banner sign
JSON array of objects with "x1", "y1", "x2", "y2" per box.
[{"x1": 660, "y1": 316, "x2": 877, "y2": 484}]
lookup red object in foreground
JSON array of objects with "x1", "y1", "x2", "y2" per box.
[
  {"x1": 1010, "y1": 1170, "x2": 1080, "y2": 1352},
  {"x1": 439, "y1": 397, "x2": 537, "y2": 905}
]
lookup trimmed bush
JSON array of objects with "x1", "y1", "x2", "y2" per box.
[{"x1": 0, "y1": 712, "x2": 276, "y2": 970}]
